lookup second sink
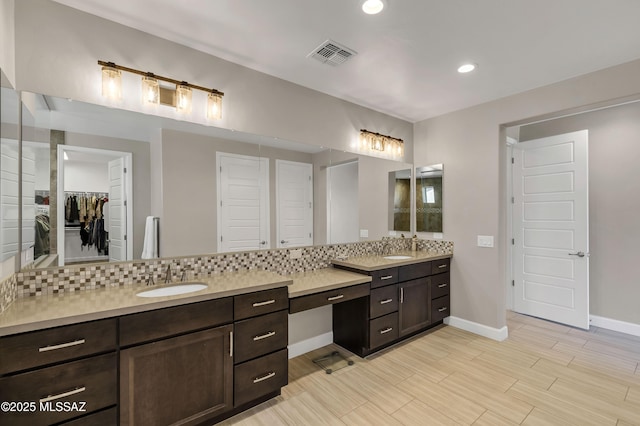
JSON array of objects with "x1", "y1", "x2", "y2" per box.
[{"x1": 137, "y1": 283, "x2": 208, "y2": 298}]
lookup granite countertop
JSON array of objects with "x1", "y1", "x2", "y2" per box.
[
  {"x1": 287, "y1": 267, "x2": 372, "y2": 298},
  {"x1": 331, "y1": 250, "x2": 452, "y2": 272},
  {"x1": 0, "y1": 270, "x2": 291, "y2": 337}
]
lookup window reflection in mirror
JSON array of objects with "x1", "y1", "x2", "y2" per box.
[
  {"x1": 415, "y1": 164, "x2": 443, "y2": 233},
  {"x1": 389, "y1": 169, "x2": 411, "y2": 233}
]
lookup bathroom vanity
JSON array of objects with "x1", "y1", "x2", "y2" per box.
[{"x1": 331, "y1": 253, "x2": 451, "y2": 357}]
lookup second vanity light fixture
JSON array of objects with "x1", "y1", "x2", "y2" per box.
[
  {"x1": 99, "y1": 60, "x2": 224, "y2": 120},
  {"x1": 359, "y1": 129, "x2": 404, "y2": 159}
]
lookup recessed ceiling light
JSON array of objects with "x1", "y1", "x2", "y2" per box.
[
  {"x1": 457, "y1": 63, "x2": 477, "y2": 73},
  {"x1": 362, "y1": 0, "x2": 385, "y2": 15}
]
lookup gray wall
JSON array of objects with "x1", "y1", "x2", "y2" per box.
[
  {"x1": 13, "y1": 0, "x2": 413, "y2": 163},
  {"x1": 0, "y1": 0, "x2": 16, "y2": 86},
  {"x1": 414, "y1": 58, "x2": 640, "y2": 330},
  {"x1": 519, "y1": 101, "x2": 640, "y2": 324}
]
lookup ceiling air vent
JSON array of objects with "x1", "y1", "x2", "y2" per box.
[{"x1": 308, "y1": 40, "x2": 357, "y2": 66}]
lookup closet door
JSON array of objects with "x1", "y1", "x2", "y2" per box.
[
  {"x1": 276, "y1": 160, "x2": 312, "y2": 248},
  {"x1": 216, "y1": 153, "x2": 269, "y2": 252},
  {"x1": 108, "y1": 158, "x2": 127, "y2": 261}
]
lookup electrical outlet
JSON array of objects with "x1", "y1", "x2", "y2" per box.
[
  {"x1": 388, "y1": 230, "x2": 397, "y2": 236},
  {"x1": 433, "y1": 233, "x2": 443, "y2": 239},
  {"x1": 290, "y1": 249, "x2": 302, "y2": 259},
  {"x1": 477, "y1": 235, "x2": 494, "y2": 248},
  {"x1": 360, "y1": 229, "x2": 369, "y2": 238}
]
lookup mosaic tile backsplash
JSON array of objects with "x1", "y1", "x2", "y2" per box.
[{"x1": 6, "y1": 238, "x2": 453, "y2": 307}]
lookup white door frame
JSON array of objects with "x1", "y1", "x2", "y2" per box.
[{"x1": 57, "y1": 145, "x2": 133, "y2": 266}]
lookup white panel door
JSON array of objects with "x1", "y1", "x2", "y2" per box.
[
  {"x1": 276, "y1": 160, "x2": 312, "y2": 248},
  {"x1": 108, "y1": 157, "x2": 127, "y2": 262},
  {"x1": 217, "y1": 153, "x2": 269, "y2": 252},
  {"x1": 513, "y1": 130, "x2": 589, "y2": 329},
  {"x1": 0, "y1": 140, "x2": 19, "y2": 261},
  {"x1": 327, "y1": 161, "x2": 359, "y2": 244}
]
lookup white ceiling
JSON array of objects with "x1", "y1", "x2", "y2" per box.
[{"x1": 52, "y1": 0, "x2": 640, "y2": 123}]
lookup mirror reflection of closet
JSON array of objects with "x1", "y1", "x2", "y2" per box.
[
  {"x1": 0, "y1": 83, "x2": 20, "y2": 265},
  {"x1": 389, "y1": 169, "x2": 411, "y2": 232},
  {"x1": 415, "y1": 164, "x2": 443, "y2": 233},
  {"x1": 57, "y1": 145, "x2": 133, "y2": 266}
]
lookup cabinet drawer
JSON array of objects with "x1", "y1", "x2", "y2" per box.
[
  {"x1": 61, "y1": 407, "x2": 117, "y2": 425},
  {"x1": 369, "y1": 312, "x2": 399, "y2": 349},
  {"x1": 370, "y1": 285, "x2": 398, "y2": 319},
  {"x1": 370, "y1": 268, "x2": 398, "y2": 289},
  {"x1": 0, "y1": 353, "x2": 117, "y2": 426},
  {"x1": 234, "y1": 310, "x2": 288, "y2": 364},
  {"x1": 0, "y1": 319, "x2": 117, "y2": 375},
  {"x1": 289, "y1": 283, "x2": 369, "y2": 313},
  {"x1": 234, "y1": 287, "x2": 289, "y2": 321},
  {"x1": 398, "y1": 261, "x2": 432, "y2": 282},
  {"x1": 430, "y1": 273, "x2": 450, "y2": 299},
  {"x1": 431, "y1": 295, "x2": 450, "y2": 323},
  {"x1": 119, "y1": 297, "x2": 233, "y2": 347},
  {"x1": 234, "y1": 349, "x2": 288, "y2": 407},
  {"x1": 431, "y1": 258, "x2": 450, "y2": 274}
]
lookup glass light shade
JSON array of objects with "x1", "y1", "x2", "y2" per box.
[
  {"x1": 362, "y1": 0, "x2": 384, "y2": 14},
  {"x1": 101, "y1": 66, "x2": 122, "y2": 99},
  {"x1": 175, "y1": 84, "x2": 192, "y2": 114},
  {"x1": 141, "y1": 76, "x2": 160, "y2": 104},
  {"x1": 206, "y1": 92, "x2": 223, "y2": 120}
]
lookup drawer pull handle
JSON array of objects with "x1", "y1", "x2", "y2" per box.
[
  {"x1": 380, "y1": 298, "x2": 393, "y2": 305},
  {"x1": 253, "y1": 371, "x2": 276, "y2": 384},
  {"x1": 438, "y1": 307, "x2": 448, "y2": 312},
  {"x1": 39, "y1": 386, "x2": 86, "y2": 403},
  {"x1": 380, "y1": 327, "x2": 393, "y2": 334},
  {"x1": 253, "y1": 331, "x2": 276, "y2": 341},
  {"x1": 327, "y1": 294, "x2": 344, "y2": 301},
  {"x1": 437, "y1": 283, "x2": 448, "y2": 288},
  {"x1": 39, "y1": 339, "x2": 85, "y2": 352},
  {"x1": 380, "y1": 275, "x2": 393, "y2": 280},
  {"x1": 230, "y1": 331, "x2": 233, "y2": 357},
  {"x1": 438, "y1": 264, "x2": 447, "y2": 269},
  {"x1": 253, "y1": 299, "x2": 276, "y2": 307}
]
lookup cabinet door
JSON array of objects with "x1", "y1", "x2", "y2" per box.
[
  {"x1": 398, "y1": 278, "x2": 430, "y2": 336},
  {"x1": 120, "y1": 325, "x2": 233, "y2": 426}
]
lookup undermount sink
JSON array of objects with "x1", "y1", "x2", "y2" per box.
[
  {"x1": 136, "y1": 283, "x2": 208, "y2": 298},
  {"x1": 383, "y1": 255, "x2": 414, "y2": 260}
]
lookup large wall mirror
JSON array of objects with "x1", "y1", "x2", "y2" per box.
[
  {"x1": 415, "y1": 164, "x2": 443, "y2": 233},
  {"x1": 15, "y1": 91, "x2": 413, "y2": 270}
]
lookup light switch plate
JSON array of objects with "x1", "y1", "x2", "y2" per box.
[
  {"x1": 360, "y1": 229, "x2": 369, "y2": 238},
  {"x1": 477, "y1": 235, "x2": 494, "y2": 248},
  {"x1": 433, "y1": 233, "x2": 443, "y2": 239},
  {"x1": 290, "y1": 249, "x2": 302, "y2": 259},
  {"x1": 388, "y1": 230, "x2": 397, "y2": 236}
]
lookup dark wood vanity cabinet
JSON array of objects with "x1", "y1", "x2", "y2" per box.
[
  {"x1": 334, "y1": 257, "x2": 451, "y2": 357},
  {"x1": 0, "y1": 319, "x2": 118, "y2": 426}
]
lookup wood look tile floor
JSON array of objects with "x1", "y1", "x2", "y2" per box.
[{"x1": 220, "y1": 312, "x2": 640, "y2": 425}]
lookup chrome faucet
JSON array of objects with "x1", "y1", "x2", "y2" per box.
[
  {"x1": 164, "y1": 264, "x2": 172, "y2": 283},
  {"x1": 180, "y1": 266, "x2": 191, "y2": 282}
]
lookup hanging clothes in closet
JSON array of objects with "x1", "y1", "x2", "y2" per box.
[{"x1": 65, "y1": 192, "x2": 110, "y2": 255}]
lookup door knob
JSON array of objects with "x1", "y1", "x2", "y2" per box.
[
  {"x1": 260, "y1": 241, "x2": 267, "y2": 245},
  {"x1": 281, "y1": 240, "x2": 288, "y2": 244},
  {"x1": 568, "y1": 251, "x2": 586, "y2": 257}
]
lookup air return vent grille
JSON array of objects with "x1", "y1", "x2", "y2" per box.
[{"x1": 308, "y1": 40, "x2": 357, "y2": 66}]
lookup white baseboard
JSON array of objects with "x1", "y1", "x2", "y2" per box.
[
  {"x1": 444, "y1": 316, "x2": 509, "y2": 341},
  {"x1": 590, "y1": 315, "x2": 640, "y2": 338},
  {"x1": 288, "y1": 332, "x2": 333, "y2": 359}
]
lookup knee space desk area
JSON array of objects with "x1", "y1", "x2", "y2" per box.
[{"x1": 288, "y1": 251, "x2": 452, "y2": 358}]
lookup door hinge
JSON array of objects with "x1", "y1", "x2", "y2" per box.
[
  {"x1": 124, "y1": 167, "x2": 127, "y2": 173},
  {"x1": 511, "y1": 280, "x2": 515, "y2": 287},
  {"x1": 309, "y1": 202, "x2": 312, "y2": 208},
  {"x1": 511, "y1": 196, "x2": 514, "y2": 204},
  {"x1": 512, "y1": 238, "x2": 515, "y2": 245},
  {"x1": 124, "y1": 200, "x2": 127, "y2": 207},
  {"x1": 220, "y1": 236, "x2": 223, "y2": 242},
  {"x1": 124, "y1": 234, "x2": 127, "y2": 241},
  {"x1": 220, "y1": 200, "x2": 222, "y2": 207},
  {"x1": 511, "y1": 157, "x2": 514, "y2": 164},
  {"x1": 309, "y1": 233, "x2": 312, "y2": 238},
  {"x1": 308, "y1": 176, "x2": 311, "y2": 181}
]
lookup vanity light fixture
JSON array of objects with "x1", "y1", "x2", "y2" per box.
[
  {"x1": 98, "y1": 60, "x2": 224, "y2": 119},
  {"x1": 362, "y1": 0, "x2": 385, "y2": 14},
  {"x1": 359, "y1": 129, "x2": 404, "y2": 159},
  {"x1": 101, "y1": 63, "x2": 122, "y2": 100}
]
